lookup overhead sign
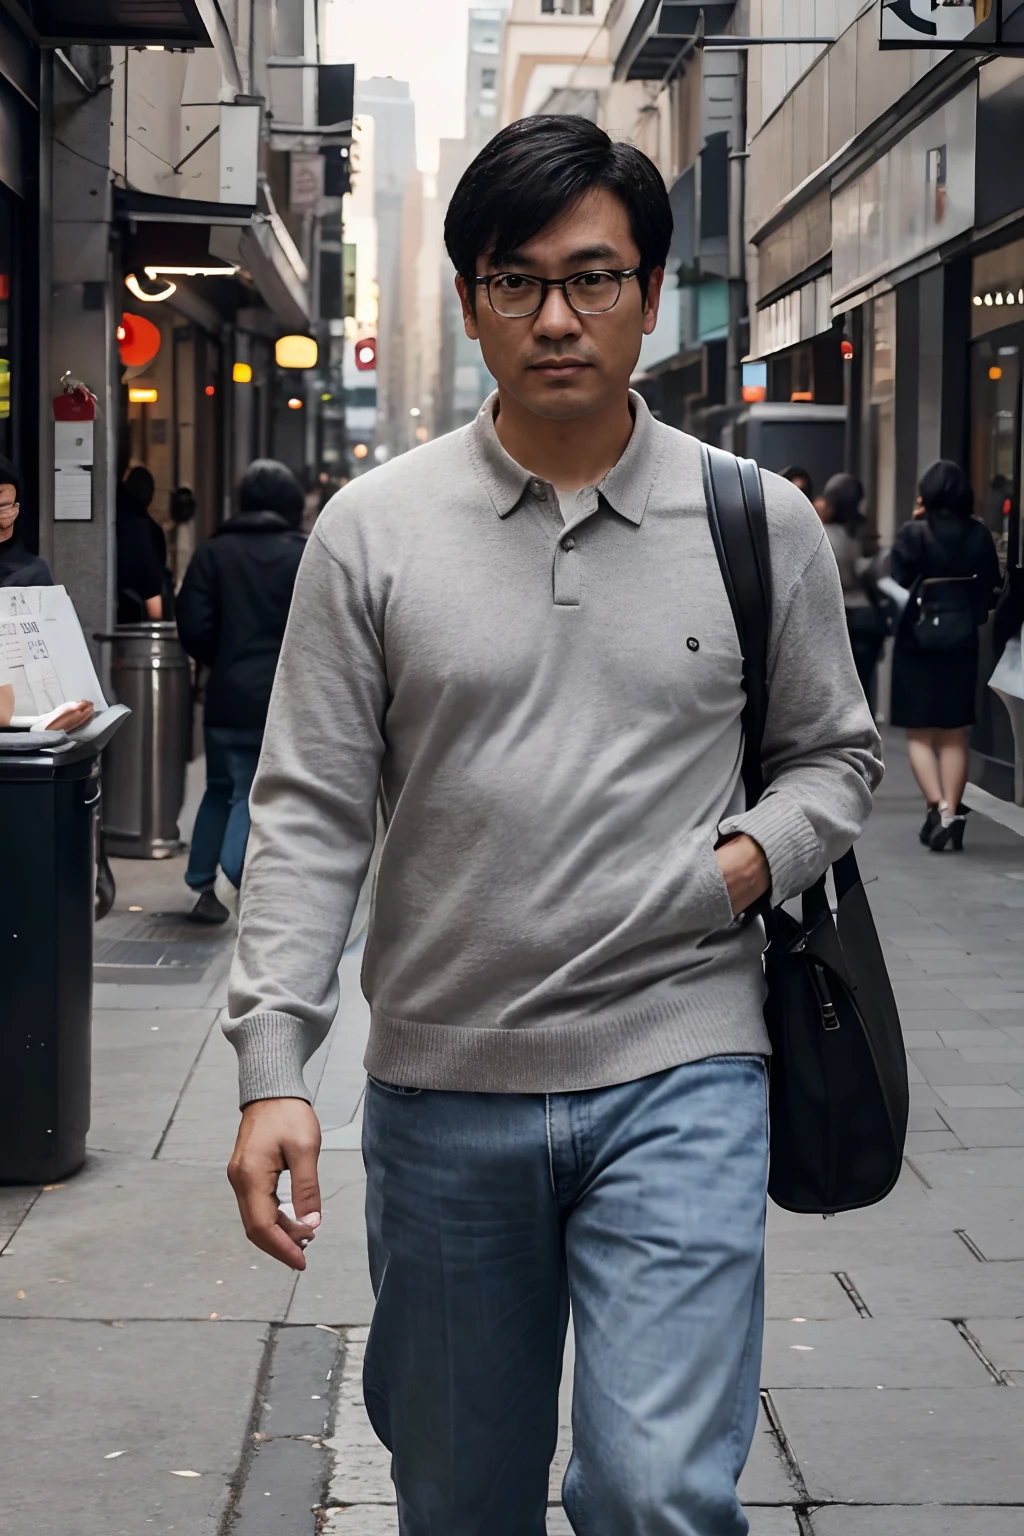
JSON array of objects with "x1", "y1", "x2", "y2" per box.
[{"x1": 880, "y1": 0, "x2": 989, "y2": 47}]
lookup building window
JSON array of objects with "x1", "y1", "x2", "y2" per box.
[
  {"x1": 273, "y1": 0, "x2": 305, "y2": 57},
  {"x1": 542, "y1": 0, "x2": 595, "y2": 11},
  {"x1": 481, "y1": 68, "x2": 496, "y2": 88}
]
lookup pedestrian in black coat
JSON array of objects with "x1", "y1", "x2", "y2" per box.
[
  {"x1": 176, "y1": 459, "x2": 307, "y2": 923},
  {"x1": 890, "y1": 459, "x2": 1000, "y2": 852}
]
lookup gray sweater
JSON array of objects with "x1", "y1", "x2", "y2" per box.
[{"x1": 225, "y1": 393, "x2": 883, "y2": 1105}]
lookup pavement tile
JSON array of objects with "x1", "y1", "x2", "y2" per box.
[
  {"x1": 812, "y1": 1509, "x2": 1024, "y2": 1534},
  {"x1": 959, "y1": 1048, "x2": 1024, "y2": 1064},
  {"x1": 764, "y1": 1271, "x2": 859, "y2": 1320},
  {"x1": 936, "y1": 1109, "x2": 1024, "y2": 1146},
  {"x1": 958, "y1": 1217, "x2": 1024, "y2": 1260},
  {"x1": 0, "y1": 1187, "x2": 38, "y2": 1251},
  {"x1": 321, "y1": 1513, "x2": 398, "y2": 1535},
  {"x1": 905, "y1": 1130, "x2": 965, "y2": 1153},
  {"x1": 761, "y1": 1318, "x2": 991, "y2": 1388},
  {"x1": 936, "y1": 1029, "x2": 1024, "y2": 1048},
  {"x1": 907, "y1": 1050, "x2": 998, "y2": 1086},
  {"x1": 89, "y1": 1008, "x2": 216, "y2": 1157},
  {"x1": 737, "y1": 1399, "x2": 803, "y2": 1504},
  {"x1": 774, "y1": 1387, "x2": 1024, "y2": 1503},
  {"x1": 0, "y1": 1154, "x2": 296, "y2": 1321},
  {"x1": 766, "y1": 1226, "x2": 967, "y2": 1273},
  {"x1": 0, "y1": 1317, "x2": 266, "y2": 1536},
  {"x1": 842, "y1": 1262, "x2": 1024, "y2": 1318},
  {"x1": 326, "y1": 1331, "x2": 394, "y2": 1506},
  {"x1": 903, "y1": 1030, "x2": 944, "y2": 1047},
  {"x1": 286, "y1": 1153, "x2": 375, "y2": 1327},
  {"x1": 965, "y1": 1318, "x2": 1024, "y2": 1371},
  {"x1": 154, "y1": 1016, "x2": 244, "y2": 1166},
  {"x1": 934, "y1": 1086, "x2": 1024, "y2": 1108},
  {"x1": 909, "y1": 1085, "x2": 944, "y2": 1108},
  {"x1": 907, "y1": 1107, "x2": 949, "y2": 1130},
  {"x1": 744, "y1": 1513, "x2": 800, "y2": 1535},
  {"x1": 907, "y1": 1147, "x2": 1024, "y2": 1190}
]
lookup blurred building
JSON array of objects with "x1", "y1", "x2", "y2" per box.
[
  {"x1": 0, "y1": 0, "x2": 352, "y2": 665},
  {"x1": 353, "y1": 78, "x2": 417, "y2": 464}
]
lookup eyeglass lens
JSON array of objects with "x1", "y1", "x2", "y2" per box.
[{"x1": 489, "y1": 271, "x2": 622, "y2": 316}]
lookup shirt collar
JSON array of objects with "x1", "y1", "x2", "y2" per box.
[{"x1": 467, "y1": 388, "x2": 663, "y2": 527}]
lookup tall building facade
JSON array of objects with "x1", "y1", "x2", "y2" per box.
[{"x1": 353, "y1": 78, "x2": 417, "y2": 464}]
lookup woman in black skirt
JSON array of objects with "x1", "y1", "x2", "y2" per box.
[{"x1": 891, "y1": 460, "x2": 1000, "y2": 851}]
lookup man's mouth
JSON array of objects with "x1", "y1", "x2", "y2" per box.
[{"x1": 528, "y1": 360, "x2": 591, "y2": 378}]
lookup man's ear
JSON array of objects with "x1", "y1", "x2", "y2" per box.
[
  {"x1": 456, "y1": 275, "x2": 480, "y2": 341},
  {"x1": 642, "y1": 266, "x2": 666, "y2": 337}
]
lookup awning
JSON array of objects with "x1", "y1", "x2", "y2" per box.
[
  {"x1": 13, "y1": 0, "x2": 210, "y2": 45},
  {"x1": 613, "y1": 0, "x2": 736, "y2": 81}
]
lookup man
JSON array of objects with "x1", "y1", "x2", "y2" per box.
[
  {"x1": 115, "y1": 466, "x2": 165, "y2": 623},
  {"x1": 779, "y1": 464, "x2": 813, "y2": 501},
  {"x1": 225, "y1": 117, "x2": 882, "y2": 1534},
  {"x1": 176, "y1": 459, "x2": 306, "y2": 924},
  {"x1": 0, "y1": 455, "x2": 52, "y2": 586}
]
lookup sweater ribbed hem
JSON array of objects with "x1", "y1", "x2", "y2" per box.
[
  {"x1": 362, "y1": 975, "x2": 770, "y2": 1094},
  {"x1": 224, "y1": 1011, "x2": 315, "y2": 1108},
  {"x1": 719, "y1": 794, "x2": 821, "y2": 906}
]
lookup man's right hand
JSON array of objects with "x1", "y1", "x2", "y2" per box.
[{"x1": 227, "y1": 1097, "x2": 323, "y2": 1271}]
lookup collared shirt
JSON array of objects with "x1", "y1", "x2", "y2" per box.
[{"x1": 225, "y1": 390, "x2": 882, "y2": 1104}]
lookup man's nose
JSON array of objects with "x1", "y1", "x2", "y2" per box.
[{"x1": 532, "y1": 284, "x2": 583, "y2": 340}]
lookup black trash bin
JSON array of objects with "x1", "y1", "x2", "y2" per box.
[{"x1": 0, "y1": 707, "x2": 129, "y2": 1183}]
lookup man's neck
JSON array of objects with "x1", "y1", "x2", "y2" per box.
[{"x1": 493, "y1": 390, "x2": 634, "y2": 490}]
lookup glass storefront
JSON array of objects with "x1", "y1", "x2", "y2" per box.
[
  {"x1": 0, "y1": 184, "x2": 17, "y2": 464},
  {"x1": 969, "y1": 242, "x2": 1024, "y2": 796}
]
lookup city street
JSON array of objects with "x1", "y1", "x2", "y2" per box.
[{"x1": 1, "y1": 742, "x2": 1023, "y2": 1534}]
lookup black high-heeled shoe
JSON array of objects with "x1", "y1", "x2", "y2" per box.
[
  {"x1": 919, "y1": 803, "x2": 941, "y2": 845},
  {"x1": 930, "y1": 815, "x2": 966, "y2": 852}
]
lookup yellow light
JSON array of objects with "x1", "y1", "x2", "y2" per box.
[
  {"x1": 275, "y1": 335, "x2": 318, "y2": 369},
  {"x1": 125, "y1": 272, "x2": 176, "y2": 303},
  {"x1": 128, "y1": 387, "x2": 158, "y2": 403},
  {"x1": 415, "y1": 426, "x2": 429, "y2": 443},
  {"x1": 287, "y1": 397, "x2": 303, "y2": 410},
  {"x1": 232, "y1": 362, "x2": 253, "y2": 384},
  {"x1": 990, "y1": 366, "x2": 1003, "y2": 380},
  {"x1": 353, "y1": 442, "x2": 369, "y2": 459}
]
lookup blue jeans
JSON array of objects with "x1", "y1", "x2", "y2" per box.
[
  {"x1": 362, "y1": 1055, "x2": 768, "y2": 1535},
  {"x1": 185, "y1": 726, "x2": 263, "y2": 892}
]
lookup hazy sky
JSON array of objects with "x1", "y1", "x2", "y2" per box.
[{"x1": 323, "y1": 0, "x2": 475, "y2": 173}]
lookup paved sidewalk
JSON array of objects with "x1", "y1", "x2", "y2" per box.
[{"x1": 1, "y1": 742, "x2": 1023, "y2": 1534}]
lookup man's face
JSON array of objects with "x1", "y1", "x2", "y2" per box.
[
  {"x1": 457, "y1": 187, "x2": 663, "y2": 423},
  {"x1": 0, "y1": 482, "x2": 18, "y2": 543}
]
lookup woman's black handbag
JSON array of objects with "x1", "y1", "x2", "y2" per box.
[
  {"x1": 702, "y1": 445, "x2": 909, "y2": 1215},
  {"x1": 913, "y1": 576, "x2": 977, "y2": 651}
]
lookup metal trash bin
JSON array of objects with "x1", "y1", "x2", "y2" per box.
[
  {"x1": 0, "y1": 707, "x2": 128, "y2": 1183},
  {"x1": 97, "y1": 623, "x2": 191, "y2": 858}
]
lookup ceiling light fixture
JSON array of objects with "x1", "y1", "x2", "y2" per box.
[
  {"x1": 125, "y1": 272, "x2": 176, "y2": 303},
  {"x1": 143, "y1": 265, "x2": 237, "y2": 279}
]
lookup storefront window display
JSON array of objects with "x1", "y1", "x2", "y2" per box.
[{"x1": 969, "y1": 242, "x2": 1024, "y2": 796}]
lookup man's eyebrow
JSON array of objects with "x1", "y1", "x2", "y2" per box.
[{"x1": 490, "y1": 242, "x2": 625, "y2": 270}]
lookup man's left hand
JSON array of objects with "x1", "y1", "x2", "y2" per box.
[{"x1": 715, "y1": 834, "x2": 771, "y2": 916}]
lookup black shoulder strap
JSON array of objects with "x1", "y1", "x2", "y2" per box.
[{"x1": 701, "y1": 443, "x2": 772, "y2": 807}]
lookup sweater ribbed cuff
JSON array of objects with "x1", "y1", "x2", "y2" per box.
[
  {"x1": 718, "y1": 794, "x2": 822, "y2": 906},
  {"x1": 222, "y1": 1011, "x2": 313, "y2": 1109}
]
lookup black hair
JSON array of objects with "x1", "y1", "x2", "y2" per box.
[
  {"x1": 170, "y1": 486, "x2": 196, "y2": 525},
  {"x1": 239, "y1": 458, "x2": 304, "y2": 528},
  {"x1": 780, "y1": 465, "x2": 812, "y2": 495},
  {"x1": 919, "y1": 458, "x2": 974, "y2": 520},
  {"x1": 124, "y1": 465, "x2": 155, "y2": 506},
  {"x1": 0, "y1": 453, "x2": 21, "y2": 499},
  {"x1": 822, "y1": 472, "x2": 864, "y2": 529},
  {"x1": 444, "y1": 115, "x2": 672, "y2": 304}
]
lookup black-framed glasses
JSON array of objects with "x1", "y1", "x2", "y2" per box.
[{"x1": 474, "y1": 268, "x2": 641, "y2": 318}]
